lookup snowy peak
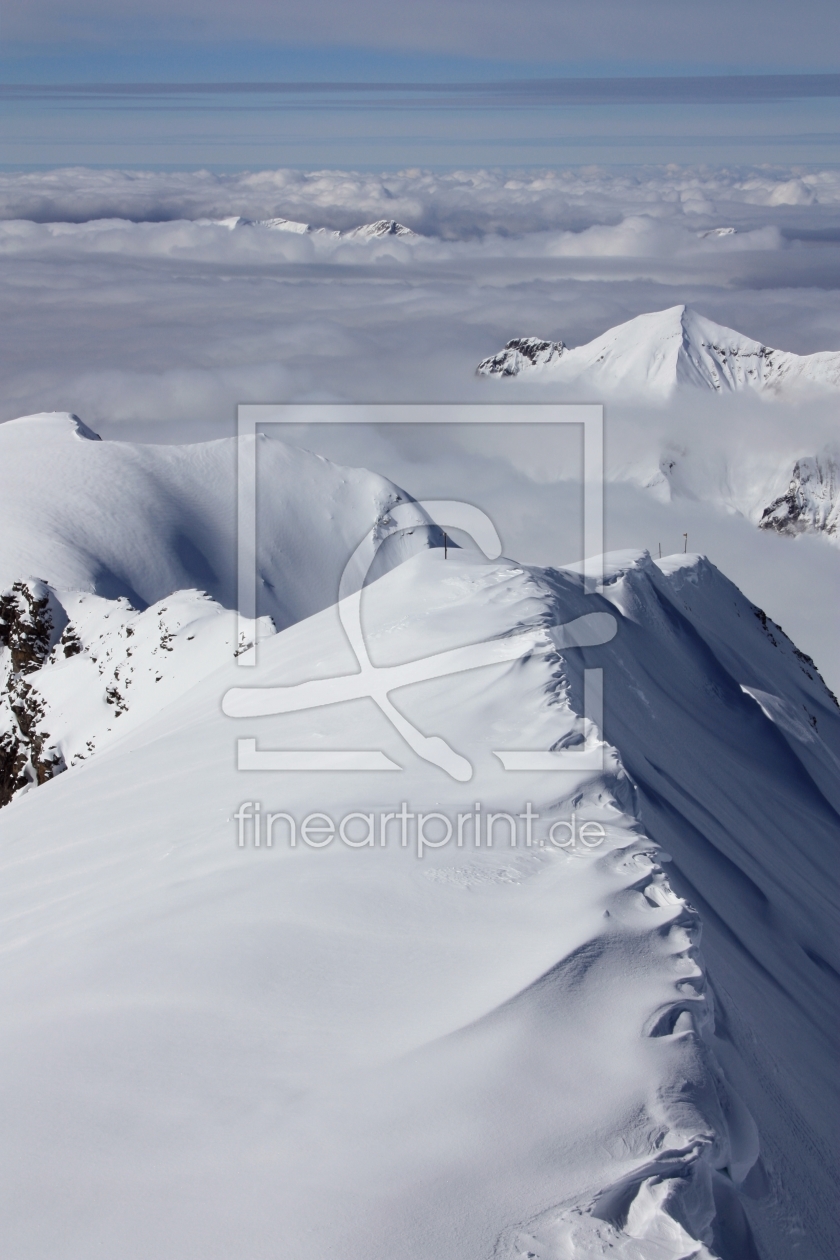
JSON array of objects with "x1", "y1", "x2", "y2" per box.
[
  {"x1": 478, "y1": 305, "x2": 840, "y2": 398},
  {"x1": 207, "y1": 216, "x2": 417, "y2": 240},
  {"x1": 0, "y1": 414, "x2": 437, "y2": 629},
  {"x1": 343, "y1": 219, "x2": 417, "y2": 239}
]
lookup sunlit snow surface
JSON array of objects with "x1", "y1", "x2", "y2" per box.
[
  {"x1": 0, "y1": 423, "x2": 838, "y2": 1258},
  {"x1": 0, "y1": 164, "x2": 838, "y2": 1258}
]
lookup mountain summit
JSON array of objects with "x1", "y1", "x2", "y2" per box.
[{"x1": 478, "y1": 305, "x2": 840, "y2": 398}]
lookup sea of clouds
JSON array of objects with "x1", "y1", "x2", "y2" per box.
[
  {"x1": 1, "y1": 163, "x2": 839, "y2": 439},
  {"x1": 1, "y1": 163, "x2": 839, "y2": 233},
  {"x1": 0, "y1": 162, "x2": 837, "y2": 679}
]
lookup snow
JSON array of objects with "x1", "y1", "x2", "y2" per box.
[
  {"x1": 475, "y1": 308, "x2": 840, "y2": 555},
  {"x1": 0, "y1": 421, "x2": 837, "y2": 1255},
  {"x1": 0, "y1": 412, "x2": 435, "y2": 630},
  {"x1": 477, "y1": 305, "x2": 840, "y2": 399},
  {"x1": 0, "y1": 161, "x2": 838, "y2": 1257},
  {"x1": 0, "y1": 548, "x2": 762, "y2": 1255},
  {"x1": 759, "y1": 453, "x2": 839, "y2": 540},
  {"x1": 344, "y1": 219, "x2": 417, "y2": 238},
  {"x1": 1, "y1": 586, "x2": 273, "y2": 782}
]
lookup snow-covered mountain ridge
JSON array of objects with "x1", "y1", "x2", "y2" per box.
[
  {"x1": 211, "y1": 214, "x2": 416, "y2": 238},
  {"x1": 0, "y1": 411, "x2": 838, "y2": 1256},
  {"x1": 0, "y1": 412, "x2": 436, "y2": 627},
  {"x1": 477, "y1": 305, "x2": 840, "y2": 399},
  {"x1": 1, "y1": 538, "x2": 837, "y2": 1258}
]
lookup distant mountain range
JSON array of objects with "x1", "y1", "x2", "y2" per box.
[
  {"x1": 211, "y1": 216, "x2": 416, "y2": 239},
  {"x1": 477, "y1": 305, "x2": 840, "y2": 399}
]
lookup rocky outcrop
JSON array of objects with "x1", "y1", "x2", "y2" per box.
[
  {"x1": 760, "y1": 453, "x2": 839, "y2": 539},
  {"x1": 0, "y1": 582, "x2": 67, "y2": 805},
  {"x1": 0, "y1": 579, "x2": 275, "y2": 809},
  {"x1": 477, "y1": 336, "x2": 566, "y2": 376}
]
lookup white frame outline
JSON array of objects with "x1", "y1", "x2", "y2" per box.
[{"x1": 233, "y1": 403, "x2": 606, "y2": 775}]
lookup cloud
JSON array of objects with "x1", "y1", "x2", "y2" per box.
[
  {"x1": 0, "y1": 162, "x2": 837, "y2": 444},
  {"x1": 0, "y1": 160, "x2": 837, "y2": 686},
  {"x1": 6, "y1": 77, "x2": 839, "y2": 105},
  {"x1": 0, "y1": 164, "x2": 838, "y2": 235}
]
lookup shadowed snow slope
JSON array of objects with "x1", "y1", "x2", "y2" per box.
[
  {"x1": 0, "y1": 412, "x2": 435, "y2": 628},
  {"x1": 0, "y1": 543, "x2": 837, "y2": 1259},
  {"x1": 478, "y1": 306, "x2": 840, "y2": 399}
]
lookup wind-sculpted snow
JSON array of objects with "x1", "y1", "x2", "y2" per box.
[
  {"x1": 0, "y1": 412, "x2": 436, "y2": 629},
  {"x1": 0, "y1": 405, "x2": 836, "y2": 1260},
  {"x1": 0, "y1": 160, "x2": 837, "y2": 1254},
  {"x1": 0, "y1": 527, "x2": 837, "y2": 1255}
]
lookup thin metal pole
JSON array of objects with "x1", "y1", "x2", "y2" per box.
[
  {"x1": 444, "y1": 531, "x2": 448, "y2": 559},
  {"x1": 683, "y1": 533, "x2": 688, "y2": 553}
]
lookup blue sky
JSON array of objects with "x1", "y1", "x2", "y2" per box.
[{"x1": 2, "y1": 0, "x2": 838, "y2": 168}]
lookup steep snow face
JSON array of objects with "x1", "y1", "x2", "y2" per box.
[
  {"x1": 478, "y1": 309, "x2": 840, "y2": 546},
  {"x1": 477, "y1": 305, "x2": 840, "y2": 399},
  {"x1": 586, "y1": 552, "x2": 840, "y2": 1260},
  {"x1": 0, "y1": 413, "x2": 436, "y2": 629},
  {"x1": 0, "y1": 551, "x2": 755, "y2": 1258},
  {"x1": 759, "y1": 451, "x2": 839, "y2": 539},
  {"x1": 0, "y1": 546, "x2": 836, "y2": 1258},
  {"x1": 0, "y1": 413, "x2": 836, "y2": 1254}
]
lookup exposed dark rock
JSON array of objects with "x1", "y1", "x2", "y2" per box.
[
  {"x1": 477, "y1": 336, "x2": 566, "y2": 377},
  {"x1": 0, "y1": 581, "x2": 68, "y2": 805},
  {"x1": 759, "y1": 455, "x2": 838, "y2": 540}
]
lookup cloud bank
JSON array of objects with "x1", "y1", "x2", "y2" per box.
[
  {"x1": 0, "y1": 164, "x2": 838, "y2": 233},
  {"x1": 0, "y1": 160, "x2": 837, "y2": 684}
]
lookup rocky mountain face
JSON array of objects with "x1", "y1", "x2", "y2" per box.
[
  {"x1": 760, "y1": 452, "x2": 839, "y2": 539},
  {"x1": 476, "y1": 335, "x2": 567, "y2": 376},
  {"x1": 0, "y1": 582, "x2": 68, "y2": 804},
  {"x1": 0, "y1": 580, "x2": 272, "y2": 807}
]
